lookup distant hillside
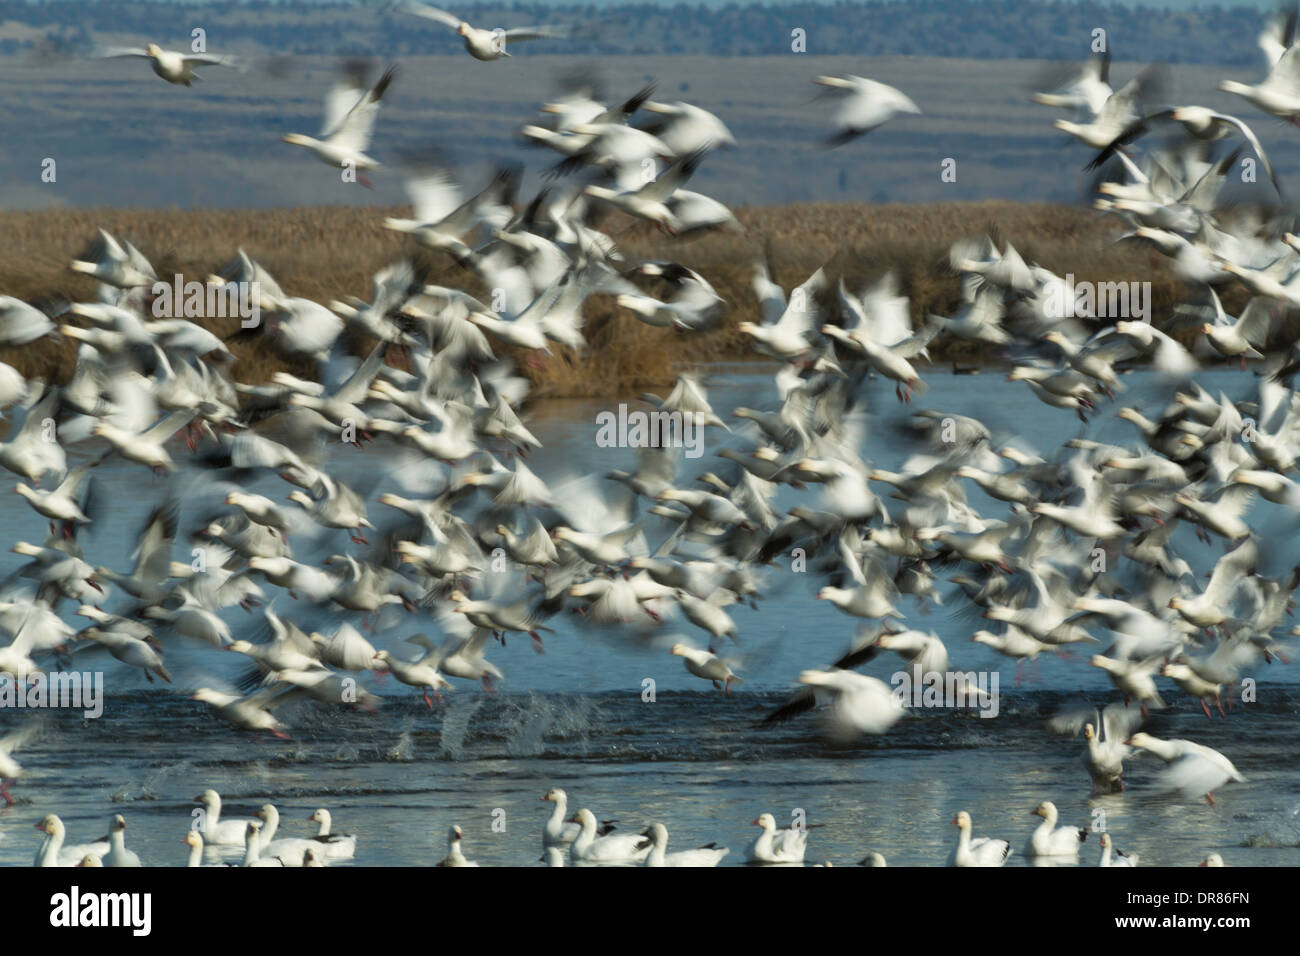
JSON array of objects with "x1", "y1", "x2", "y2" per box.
[{"x1": 0, "y1": 0, "x2": 1277, "y2": 66}]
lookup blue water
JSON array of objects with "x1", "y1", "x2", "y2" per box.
[{"x1": 1, "y1": 365, "x2": 1297, "y2": 866}]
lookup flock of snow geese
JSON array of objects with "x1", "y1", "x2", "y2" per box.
[{"x1": 5, "y1": 3, "x2": 1300, "y2": 866}]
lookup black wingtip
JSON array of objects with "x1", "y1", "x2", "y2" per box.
[{"x1": 373, "y1": 64, "x2": 398, "y2": 100}]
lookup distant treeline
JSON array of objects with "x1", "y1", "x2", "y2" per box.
[{"x1": 0, "y1": 1, "x2": 1276, "y2": 65}]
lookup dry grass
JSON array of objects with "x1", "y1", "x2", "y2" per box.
[{"x1": 0, "y1": 202, "x2": 1190, "y2": 398}]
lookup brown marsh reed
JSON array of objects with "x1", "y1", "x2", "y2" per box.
[{"x1": 0, "y1": 201, "x2": 1198, "y2": 399}]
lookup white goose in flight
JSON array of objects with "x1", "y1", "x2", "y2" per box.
[
  {"x1": 398, "y1": 2, "x2": 566, "y2": 60},
  {"x1": 282, "y1": 65, "x2": 397, "y2": 184},
  {"x1": 1220, "y1": 7, "x2": 1300, "y2": 122},
  {"x1": 814, "y1": 75, "x2": 921, "y2": 146},
  {"x1": 100, "y1": 43, "x2": 238, "y2": 86}
]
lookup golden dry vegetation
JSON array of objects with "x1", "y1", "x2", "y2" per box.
[{"x1": 0, "y1": 201, "x2": 1191, "y2": 398}]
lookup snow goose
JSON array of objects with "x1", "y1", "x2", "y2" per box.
[
  {"x1": 282, "y1": 64, "x2": 397, "y2": 181},
  {"x1": 618, "y1": 261, "x2": 726, "y2": 331},
  {"x1": 192, "y1": 790, "x2": 254, "y2": 846},
  {"x1": 794, "y1": 669, "x2": 904, "y2": 738},
  {"x1": 971, "y1": 628, "x2": 1054, "y2": 668},
  {"x1": 1167, "y1": 537, "x2": 1257, "y2": 629},
  {"x1": 101, "y1": 815, "x2": 141, "y2": 867},
  {"x1": 641, "y1": 823, "x2": 729, "y2": 867},
  {"x1": 11, "y1": 541, "x2": 104, "y2": 604},
  {"x1": 310, "y1": 623, "x2": 379, "y2": 672},
  {"x1": 744, "y1": 813, "x2": 808, "y2": 864},
  {"x1": 1051, "y1": 72, "x2": 1153, "y2": 148},
  {"x1": 1088, "y1": 107, "x2": 1281, "y2": 197},
  {"x1": 496, "y1": 519, "x2": 559, "y2": 568},
  {"x1": 372, "y1": 648, "x2": 451, "y2": 708},
  {"x1": 100, "y1": 43, "x2": 238, "y2": 85},
  {"x1": 1098, "y1": 833, "x2": 1138, "y2": 867},
  {"x1": 0, "y1": 297, "x2": 55, "y2": 345},
  {"x1": 1025, "y1": 801, "x2": 1086, "y2": 860},
  {"x1": 669, "y1": 642, "x2": 742, "y2": 694},
  {"x1": 432, "y1": 629, "x2": 504, "y2": 687},
  {"x1": 569, "y1": 808, "x2": 652, "y2": 864},
  {"x1": 816, "y1": 533, "x2": 903, "y2": 621},
  {"x1": 929, "y1": 284, "x2": 1010, "y2": 345},
  {"x1": 1126, "y1": 732, "x2": 1245, "y2": 805},
  {"x1": 0, "y1": 618, "x2": 43, "y2": 681},
  {"x1": 436, "y1": 825, "x2": 479, "y2": 866},
  {"x1": 241, "y1": 821, "x2": 284, "y2": 867},
  {"x1": 0, "y1": 361, "x2": 26, "y2": 408},
  {"x1": 287, "y1": 474, "x2": 374, "y2": 544},
  {"x1": 264, "y1": 297, "x2": 345, "y2": 363},
  {"x1": 34, "y1": 815, "x2": 109, "y2": 867},
  {"x1": 384, "y1": 166, "x2": 515, "y2": 263},
  {"x1": 738, "y1": 263, "x2": 826, "y2": 361},
  {"x1": 583, "y1": 149, "x2": 708, "y2": 235},
  {"x1": 641, "y1": 100, "x2": 735, "y2": 154},
  {"x1": 947, "y1": 811, "x2": 1010, "y2": 867},
  {"x1": 0, "y1": 723, "x2": 39, "y2": 806},
  {"x1": 183, "y1": 830, "x2": 205, "y2": 867},
  {"x1": 181, "y1": 829, "x2": 236, "y2": 867},
  {"x1": 1160, "y1": 662, "x2": 1225, "y2": 718},
  {"x1": 446, "y1": 589, "x2": 554, "y2": 653},
  {"x1": 672, "y1": 588, "x2": 739, "y2": 642},
  {"x1": 192, "y1": 687, "x2": 293, "y2": 738},
  {"x1": 814, "y1": 75, "x2": 920, "y2": 145},
  {"x1": 1052, "y1": 702, "x2": 1144, "y2": 794},
  {"x1": 1198, "y1": 294, "x2": 1274, "y2": 366},
  {"x1": 69, "y1": 230, "x2": 156, "y2": 289},
  {"x1": 1090, "y1": 654, "x2": 1167, "y2": 715},
  {"x1": 81, "y1": 627, "x2": 171, "y2": 683},
  {"x1": 15, "y1": 453, "x2": 103, "y2": 526},
  {"x1": 541, "y1": 788, "x2": 583, "y2": 849},
  {"x1": 226, "y1": 608, "x2": 324, "y2": 676},
  {"x1": 1199, "y1": 852, "x2": 1225, "y2": 867},
  {"x1": 398, "y1": 2, "x2": 567, "y2": 59},
  {"x1": 1219, "y1": 8, "x2": 1300, "y2": 121},
  {"x1": 0, "y1": 389, "x2": 66, "y2": 484},
  {"x1": 305, "y1": 809, "x2": 357, "y2": 860},
  {"x1": 254, "y1": 804, "x2": 321, "y2": 867},
  {"x1": 93, "y1": 409, "x2": 192, "y2": 473},
  {"x1": 1032, "y1": 49, "x2": 1113, "y2": 115}
]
